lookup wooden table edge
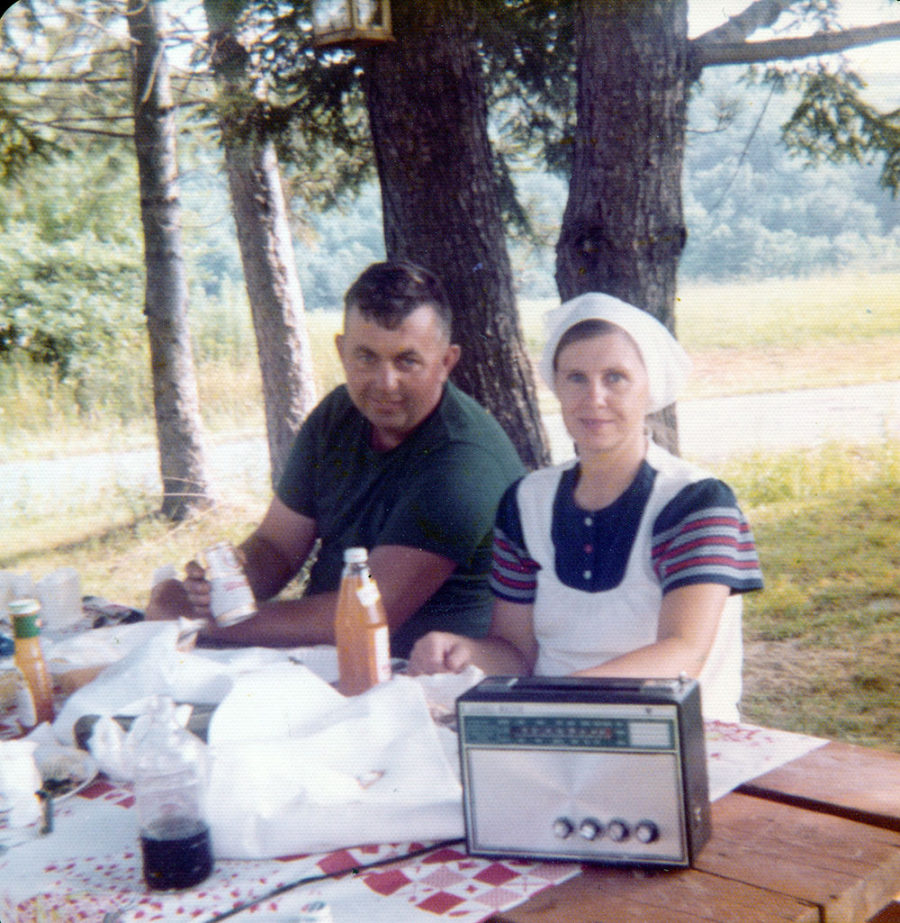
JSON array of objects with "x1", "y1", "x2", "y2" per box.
[{"x1": 736, "y1": 740, "x2": 900, "y2": 831}]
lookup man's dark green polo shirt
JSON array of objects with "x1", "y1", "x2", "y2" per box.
[{"x1": 277, "y1": 382, "x2": 526, "y2": 657}]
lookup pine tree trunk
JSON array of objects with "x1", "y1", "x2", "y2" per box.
[
  {"x1": 222, "y1": 137, "x2": 319, "y2": 486},
  {"x1": 127, "y1": 0, "x2": 213, "y2": 520},
  {"x1": 359, "y1": 0, "x2": 550, "y2": 469},
  {"x1": 205, "y1": 2, "x2": 318, "y2": 487},
  {"x1": 557, "y1": 0, "x2": 689, "y2": 452}
]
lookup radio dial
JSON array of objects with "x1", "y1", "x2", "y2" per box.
[
  {"x1": 635, "y1": 820, "x2": 660, "y2": 843},
  {"x1": 607, "y1": 819, "x2": 630, "y2": 842},
  {"x1": 578, "y1": 819, "x2": 602, "y2": 840},
  {"x1": 552, "y1": 817, "x2": 574, "y2": 839}
]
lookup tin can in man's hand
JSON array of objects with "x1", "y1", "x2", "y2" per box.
[{"x1": 203, "y1": 542, "x2": 256, "y2": 627}]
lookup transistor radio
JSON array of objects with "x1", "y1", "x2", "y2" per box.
[{"x1": 456, "y1": 675, "x2": 711, "y2": 867}]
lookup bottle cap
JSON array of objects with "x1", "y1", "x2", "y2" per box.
[
  {"x1": 9, "y1": 598, "x2": 41, "y2": 617},
  {"x1": 10, "y1": 598, "x2": 42, "y2": 638},
  {"x1": 343, "y1": 547, "x2": 368, "y2": 564}
]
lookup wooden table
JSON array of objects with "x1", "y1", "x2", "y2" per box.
[{"x1": 492, "y1": 742, "x2": 900, "y2": 923}]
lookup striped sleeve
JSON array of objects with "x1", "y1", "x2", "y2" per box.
[
  {"x1": 489, "y1": 480, "x2": 541, "y2": 603},
  {"x1": 652, "y1": 479, "x2": 763, "y2": 594}
]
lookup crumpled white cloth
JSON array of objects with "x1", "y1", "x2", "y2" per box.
[
  {"x1": 205, "y1": 666, "x2": 470, "y2": 858},
  {"x1": 48, "y1": 621, "x2": 485, "y2": 859},
  {"x1": 51, "y1": 622, "x2": 331, "y2": 746},
  {"x1": 42, "y1": 618, "x2": 201, "y2": 672}
]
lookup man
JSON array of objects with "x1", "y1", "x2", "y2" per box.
[{"x1": 149, "y1": 260, "x2": 525, "y2": 657}]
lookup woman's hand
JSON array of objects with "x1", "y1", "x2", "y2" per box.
[
  {"x1": 408, "y1": 631, "x2": 476, "y2": 675},
  {"x1": 408, "y1": 605, "x2": 537, "y2": 677}
]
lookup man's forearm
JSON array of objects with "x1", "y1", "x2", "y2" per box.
[
  {"x1": 198, "y1": 593, "x2": 338, "y2": 648},
  {"x1": 238, "y1": 532, "x2": 300, "y2": 602}
]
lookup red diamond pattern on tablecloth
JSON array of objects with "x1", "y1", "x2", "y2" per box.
[
  {"x1": 473, "y1": 886, "x2": 524, "y2": 911},
  {"x1": 364, "y1": 868, "x2": 413, "y2": 896},
  {"x1": 358, "y1": 846, "x2": 581, "y2": 921},
  {"x1": 420, "y1": 867, "x2": 467, "y2": 889},
  {"x1": 423, "y1": 846, "x2": 468, "y2": 864},
  {"x1": 3, "y1": 840, "x2": 425, "y2": 923},
  {"x1": 473, "y1": 862, "x2": 519, "y2": 886},
  {"x1": 417, "y1": 890, "x2": 466, "y2": 914},
  {"x1": 317, "y1": 848, "x2": 360, "y2": 876},
  {"x1": 76, "y1": 778, "x2": 135, "y2": 808}
]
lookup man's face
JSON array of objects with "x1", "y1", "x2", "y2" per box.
[{"x1": 336, "y1": 304, "x2": 461, "y2": 451}]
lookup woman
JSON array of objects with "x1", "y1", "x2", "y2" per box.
[{"x1": 408, "y1": 292, "x2": 763, "y2": 721}]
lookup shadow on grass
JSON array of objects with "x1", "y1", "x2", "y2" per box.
[{"x1": 0, "y1": 511, "x2": 172, "y2": 572}]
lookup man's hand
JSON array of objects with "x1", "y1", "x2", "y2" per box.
[
  {"x1": 146, "y1": 499, "x2": 315, "y2": 629},
  {"x1": 145, "y1": 560, "x2": 216, "y2": 623},
  {"x1": 183, "y1": 560, "x2": 213, "y2": 620},
  {"x1": 408, "y1": 631, "x2": 475, "y2": 675}
]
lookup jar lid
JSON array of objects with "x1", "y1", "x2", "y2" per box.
[
  {"x1": 9, "y1": 598, "x2": 41, "y2": 617},
  {"x1": 343, "y1": 547, "x2": 368, "y2": 564}
]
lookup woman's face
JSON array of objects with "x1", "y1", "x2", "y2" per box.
[{"x1": 554, "y1": 331, "x2": 650, "y2": 457}]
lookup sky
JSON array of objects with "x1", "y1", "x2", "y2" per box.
[
  {"x1": 689, "y1": 0, "x2": 900, "y2": 100},
  {"x1": 689, "y1": 0, "x2": 900, "y2": 37}
]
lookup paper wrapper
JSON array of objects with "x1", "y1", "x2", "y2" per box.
[{"x1": 205, "y1": 666, "x2": 468, "y2": 859}]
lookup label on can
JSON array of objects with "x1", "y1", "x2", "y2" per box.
[{"x1": 204, "y1": 542, "x2": 256, "y2": 627}]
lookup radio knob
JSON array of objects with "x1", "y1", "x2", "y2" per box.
[
  {"x1": 635, "y1": 820, "x2": 660, "y2": 844},
  {"x1": 578, "y1": 818, "x2": 603, "y2": 840},
  {"x1": 552, "y1": 817, "x2": 574, "y2": 839},
  {"x1": 607, "y1": 819, "x2": 630, "y2": 842}
]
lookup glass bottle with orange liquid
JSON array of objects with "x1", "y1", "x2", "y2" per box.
[
  {"x1": 10, "y1": 598, "x2": 55, "y2": 727},
  {"x1": 335, "y1": 547, "x2": 392, "y2": 696}
]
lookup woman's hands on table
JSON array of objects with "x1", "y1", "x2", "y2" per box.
[
  {"x1": 408, "y1": 611, "x2": 534, "y2": 677},
  {"x1": 408, "y1": 632, "x2": 477, "y2": 675}
]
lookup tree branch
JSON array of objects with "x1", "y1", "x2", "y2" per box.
[
  {"x1": 0, "y1": 75, "x2": 129, "y2": 84},
  {"x1": 43, "y1": 125, "x2": 135, "y2": 139},
  {"x1": 692, "y1": 0, "x2": 793, "y2": 47},
  {"x1": 692, "y1": 20, "x2": 900, "y2": 69}
]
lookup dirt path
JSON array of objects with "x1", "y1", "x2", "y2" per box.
[
  {"x1": 544, "y1": 379, "x2": 900, "y2": 463},
  {"x1": 2, "y1": 381, "x2": 898, "y2": 523}
]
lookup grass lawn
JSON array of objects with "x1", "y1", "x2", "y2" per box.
[{"x1": 735, "y1": 472, "x2": 900, "y2": 748}]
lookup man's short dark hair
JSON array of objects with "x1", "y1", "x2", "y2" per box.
[{"x1": 344, "y1": 261, "x2": 453, "y2": 338}]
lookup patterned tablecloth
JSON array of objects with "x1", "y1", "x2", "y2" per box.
[
  {"x1": 0, "y1": 709, "x2": 827, "y2": 923},
  {"x1": 0, "y1": 771, "x2": 579, "y2": 923},
  {"x1": 2, "y1": 626, "x2": 829, "y2": 923}
]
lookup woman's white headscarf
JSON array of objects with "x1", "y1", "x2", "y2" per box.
[{"x1": 539, "y1": 292, "x2": 692, "y2": 413}]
